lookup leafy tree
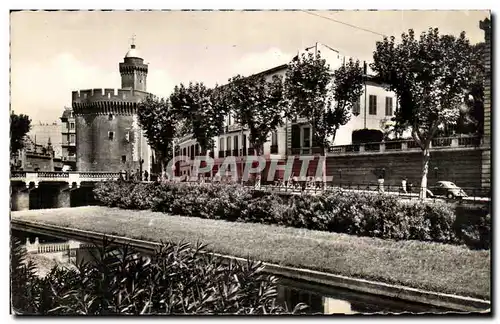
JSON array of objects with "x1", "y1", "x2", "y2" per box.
[
  {"x1": 225, "y1": 74, "x2": 285, "y2": 187},
  {"x1": 170, "y1": 82, "x2": 229, "y2": 153},
  {"x1": 331, "y1": 59, "x2": 365, "y2": 141},
  {"x1": 457, "y1": 42, "x2": 485, "y2": 136},
  {"x1": 137, "y1": 95, "x2": 177, "y2": 175},
  {"x1": 175, "y1": 119, "x2": 192, "y2": 139},
  {"x1": 284, "y1": 52, "x2": 363, "y2": 187},
  {"x1": 10, "y1": 112, "x2": 31, "y2": 154},
  {"x1": 371, "y1": 28, "x2": 476, "y2": 198}
]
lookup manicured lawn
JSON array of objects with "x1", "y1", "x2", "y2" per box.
[{"x1": 11, "y1": 206, "x2": 490, "y2": 300}]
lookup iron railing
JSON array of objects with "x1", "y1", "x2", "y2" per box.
[
  {"x1": 258, "y1": 182, "x2": 491, "y2": 202},
  {"x1": 159, "y1": 178, "x2": 491, "y2": 203}
]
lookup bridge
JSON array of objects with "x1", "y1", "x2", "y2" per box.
[{"x1": 10, "y1": 171, "x2": 121, "y2": 211}]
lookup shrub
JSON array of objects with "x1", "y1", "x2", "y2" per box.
[
  {"x1": 93, "y1": 181, "x2": 490, "y2": 249},
  {"x1": 454, "y1": 205, "x2": 491, "y2": 250},
  {"x1": 11, "y1": 237, "x2": 307, "y2": 315},
  {"x1": 243, "y1": 194, "x2": 285, "y2": 224},
  {"x1": 93, "y1": 180, "x2": 134, "y2": 208}
]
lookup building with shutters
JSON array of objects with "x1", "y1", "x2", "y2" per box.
[{"x1": 175, "y1": 43, "x2": 396, "y2": 181}]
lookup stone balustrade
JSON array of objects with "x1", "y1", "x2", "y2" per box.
[
  {"x1": 10, "y1": 171, "x2": 121, "y2": 189},
  {"x1": 25, "y1": 237, "x2": 82, "y2": 254},
  {"x1": 327, "y1": 135, "x2": 481, "y2": 156}
]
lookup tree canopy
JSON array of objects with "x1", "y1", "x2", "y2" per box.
[
  {"x1": 371, "y1": 28, "x2": 475, "y2": 149},
  {"x1": 284, "y1": 52, "x2": 363, "y2": 149},
  {"x1": 137, "y1": 95, "x2": 177, "y2": 169},
  {"x1": 371, "y1": 27, "x2": 478, "y2": 197},
  {"x1": 225, "y1": 74, "x2": 285, "y2": 155},
  {"x1": 457, "y1": 42, "x2": 485, "y2": 136},
  {"x1": 170, "y1": 82, "x2": 229, "y2": 152},
  {"x1": 330, "y1": 58, "x2": 364, "y2": 142},
  {"x1": 283, "y1": 52, "x2": 332, "y2": 149},
  {"x1": 10, "y1": 112, "x2": 31, "y2": 154}
]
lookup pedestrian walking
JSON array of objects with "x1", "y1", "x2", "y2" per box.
[
  {"x1": 144, "y1": 170, "x2": 149, "y2": 181},
  {"x1": 401, "y1": 177, "x2": 407, "y2": 194},
  {"x1": 378, "y1": 174, "x2": 385, "y2": 194}
]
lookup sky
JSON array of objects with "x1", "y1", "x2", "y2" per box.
[{"x1": 10, "y1": 10, "x2": 490, "y2": 123}]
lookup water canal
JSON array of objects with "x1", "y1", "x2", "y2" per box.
[{"x1": 10, "y1": 230, "x2": 480, "y2": 314}]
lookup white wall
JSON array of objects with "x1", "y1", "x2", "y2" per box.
[{"x1": 334, "y1": 81, "x2": 397, "y2": 145}]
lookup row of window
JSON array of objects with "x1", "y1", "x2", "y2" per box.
[
  {"x1": 352, "y1": 95, "x2": 394, "y2": 116},
  {"x1": 178, "y1": 132, "x2": 280, "y2": 158},
  {"x1": 180, "y1": 144, "x2": 199, "y2": 158},
  {"x1": 217, "y1": 132, "x2": 278, "y2": 152}
]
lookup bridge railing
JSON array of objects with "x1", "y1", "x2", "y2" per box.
[
  {"x1": 10, "y1": 171, "x2": 122, "y2": 186},
  {"x1": 78, "y1": 172, "x2": 121, "y2": 179},
  {"x1": 11, "y1": 171, "x2": 26, "y2": 178},
  {"x1": 38, "y1": 171, "x2": 70, "y2": 178}
]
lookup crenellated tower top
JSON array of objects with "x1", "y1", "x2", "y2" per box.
[{"x1": 119, "y1": 36, "x2": 148, "y2": 91}]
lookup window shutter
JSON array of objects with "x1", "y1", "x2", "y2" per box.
[{"x1": 291, "y1": 124, "x2": 300, "y2": 149}]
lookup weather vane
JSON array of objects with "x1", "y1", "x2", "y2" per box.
[{"x1": 130, "y1": 34, "x2": 136, "y2": 46}]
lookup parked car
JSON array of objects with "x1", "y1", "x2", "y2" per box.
[{"x1": 428, "y1": 181, "x2": 468, "y2": 199}]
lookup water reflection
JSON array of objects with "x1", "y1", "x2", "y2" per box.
[
  {"x1": 276, "y1": 278, "x2": 450, "y2": 314},
  {"x1": 11, "y1": 231, "x2": 456, "y2": 315}
]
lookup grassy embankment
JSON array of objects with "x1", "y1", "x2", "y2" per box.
[{"x1": 11, "y1": 206, "x2": 490, "y2": 300}]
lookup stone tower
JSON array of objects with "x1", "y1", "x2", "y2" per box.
[
  {"x1": 72, "y1": 41, "x2": 151, "y2": 173},
  {"x1": 119, "y1": 43, "x2": 148, "y2": 91}
]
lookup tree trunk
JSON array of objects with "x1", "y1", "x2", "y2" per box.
[
  {"x1": 419, "y1": 148, "x2": 431, "y2": 199},
  {"x1": 160, "y1": 159, "x2": 165, "y2": 182},
  {"x1": 254, "y1": 145, "x2": 262, "y2": 189},
  {"x1": 322, "y1": 146, "x2": 327, "y2": 189}
]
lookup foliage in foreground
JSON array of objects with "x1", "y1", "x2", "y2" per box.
[
  {"x1": 11, "y1": 237, "x2": 307, "y2": 315},
  {"x1": 93, "y1": 181, "x2": 491, "y2": 250}
]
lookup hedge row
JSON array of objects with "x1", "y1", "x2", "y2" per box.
[{"x1": 93, "y1": 181, "x2": 491, "y2": 249}]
